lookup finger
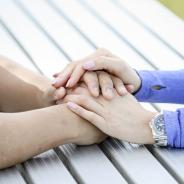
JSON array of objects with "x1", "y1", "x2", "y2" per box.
[
  {"x1": 62, "y1": 95, "x2": 104, "y2": 116},
  {"x1": 65, "y1": 64, "x2": 85, "y2": 88},
  {"x1": 67, "y1": 102, "x2": 104, "y2": 126},
  {"x1": 125, "y1": 84, "x2": 135, "y2": 93},
  {"x1": 82, "y1": 71, "x2": 99, "y2": 97},
  {"x1": 52, "y1": 63, "x2": 75, "y2": 88},
  {"x1": 62, "y1": 48, "x2": 112, "y2": 88},
  {"x1": 98, "y1": 71, "x2": 114, "y2": 100},
  {"x1": 82, "y1": 56, "x2": 130, "y2": 83},
  {"x1": 111, "y1": 76, "x2": 127, "y2": 96},
  {"x1": 65, "y1": 48, "x2": 112, "y2": 88},
  {"x1": 53, "y1": 87, "x2": 66, "y2": 101}
]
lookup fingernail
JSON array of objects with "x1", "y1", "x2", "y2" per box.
[
  {"x1": 119, "y1": 86, "x2": 127, "y2": 95},
  {"x1": 106, "y1": 88, "x2": 114, "y2": 98},
  {"x1": 83, "y1": 60, "x2": 95, "y2": 70},
  {"x1": 91, "y1": 86, "x2": 99, "y2": 97},
  {"x1": 127, "y1": 85, "x2": 134, "y2": 93},
  {"x1": 94, "y1": 87, "x2": 99, "y2": 96},
  {"x1": 67, "y1": 102, "x2": 77, "y2": 109}
]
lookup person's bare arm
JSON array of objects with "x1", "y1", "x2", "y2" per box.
[
  {"x1": 0, "y1": 56, "x2": 56, "y2": 112},
  {"x1": 0, "y1": 104, "x2": 105, "y2": 169},
  {"x1": 0, "y1": 57, "x2": 105, "y2": 169}
]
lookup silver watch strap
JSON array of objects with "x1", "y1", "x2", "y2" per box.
[{"x1": 149, "y1": 112, "x2": 168, "y2": 147}]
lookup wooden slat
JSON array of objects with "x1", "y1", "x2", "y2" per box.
[
  {"x1": 15, "y1": 0, "x2": 93, "y2": 60},
  {"x1": 0, "y1": 23, "x2": 37, "y2": 72},
  {"x1": 115, "y1": 0, "x2": 184, "y2": 59},
  {"x1": 151, "y1": 147, "x2": 184, "y2": 184},
  {"x1": 49, "y1": 0, "x2": 153, "y2": 70},
  {"x1": 23, "y1": 150, "x2": 76, "y2": 184},
  {"x1": 80, "y1": 0, "x2": 184, "y2": 70},
  {"x1": 101, "y1": 139, "x2": 177, "y2": 184},
  {"x1": 0, "y1": 0, "x2": 68, "y2": 77},
  {"x1": 58, "y1": 144, "x2": 127, "y2": 184},
  {"x1": 0, "y1": 167, "x2": 26, "y2": 184}
]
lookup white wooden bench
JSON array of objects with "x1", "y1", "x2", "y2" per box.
[{"x1": 0, "y1": 0, "x2": 184, "y2": 183}]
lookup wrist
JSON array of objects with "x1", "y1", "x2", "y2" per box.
[
  {"x1": 144, "y1": 112, "x2": 158, "y2": 144},
  {"x1": 139, "y1": 111, "x2": 157, "y2": 144},
  {"x1": 48, "y1": 104, "x2": 80, "y2": 144}
]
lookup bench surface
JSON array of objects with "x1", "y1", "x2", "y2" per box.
[{"x1": 0, "y1": 0, "x2": 184, "y2": 183}]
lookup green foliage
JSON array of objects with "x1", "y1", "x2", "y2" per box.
[{"x1": 159, "y1": 0, "x2": 184, "y2": 20}]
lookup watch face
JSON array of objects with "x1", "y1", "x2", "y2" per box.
[{"x1": 154, "y1": 114, "x2": 166, "y2": 135}]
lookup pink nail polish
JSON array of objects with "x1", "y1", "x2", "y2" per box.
[
  {"x1": 127, "y1": 85, "x2": 134, "y2": 93},
  {"x1": 83, "y1": 60, "x2": 95, "y2": 70},
  {"x1": 67, "y1": 102, "x2": 77, "y2": 109}
]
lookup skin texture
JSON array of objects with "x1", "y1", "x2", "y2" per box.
[{"x1": 0, "y1": 57, "x2": 105, "y2": 169}]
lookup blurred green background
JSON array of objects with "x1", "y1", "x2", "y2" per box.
[{"x1": 159, "y1": 0, "x2": 184, "y2": 20}]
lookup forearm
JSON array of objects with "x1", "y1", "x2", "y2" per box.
[
  {"x1": 135, "y1": 70, "x2": 184, "y2": 104},
  {"x1": 0, "y1": 57, "x2": 55, "y2": 112},
  {"x1": 0, "y1": 104, "x2": 77, "y2": 169}
]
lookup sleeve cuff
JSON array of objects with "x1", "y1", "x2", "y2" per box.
[
  {"x1": 163, "y1": 110, "x2": 181, "y2": 148},
  {"x1": 134, "y1": 70, "x2": 165, "y2": 102}
]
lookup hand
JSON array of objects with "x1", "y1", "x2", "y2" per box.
[
  {"x1": 52, "y1": 48, "x2": 141, "y2": 97},
  {"x1": 52, "y1": 48, "x2": 134, "y2": 100},
  {"x1": 64, "y1": 90, "x2": 156, "y2": 144},
  {"x1": 57, "y1": 83, "x2": 107, "y2": 145}
]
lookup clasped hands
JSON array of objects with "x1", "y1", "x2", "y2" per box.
[{"x1": 52, "y1": 49, "x2": 156, "y2": 145}]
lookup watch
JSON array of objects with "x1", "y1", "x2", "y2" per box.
[{"x1": 149, "y1": 113, "x2": 168, "y2": 147}]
